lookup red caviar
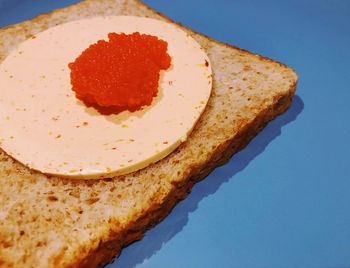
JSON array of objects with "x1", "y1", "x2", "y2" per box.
[{"x1": 68, "y1": 32, "x2": 171, "y2": 113}]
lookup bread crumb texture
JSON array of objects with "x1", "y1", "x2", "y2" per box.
[{"x1": 0, "y1": 0, "x2": 297, "y2": 267}]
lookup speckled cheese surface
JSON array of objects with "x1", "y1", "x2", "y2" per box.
[{"x1": 0, "y1": 16, "x2": 212, "y2": 179}]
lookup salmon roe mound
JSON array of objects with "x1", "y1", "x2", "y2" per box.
[{"x1": 68, "y1": 32, "x2": 171, "y2": 112}]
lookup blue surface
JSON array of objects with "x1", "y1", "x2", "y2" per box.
[{"x1": 1, "y1": 0, "x2": 350, "y2": 267}]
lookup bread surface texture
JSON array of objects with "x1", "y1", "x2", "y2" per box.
[{"x1": 0, "y1": 0, "x2": 298, "y2": 267}]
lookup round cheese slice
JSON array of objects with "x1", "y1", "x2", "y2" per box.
[{"x1": 0, "y1": 16, "x2": 212, "y2": 179}]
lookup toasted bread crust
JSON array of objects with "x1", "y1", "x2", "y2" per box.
[{"x1": 0, "y1": 0, "x2": 298, "y2": 267}]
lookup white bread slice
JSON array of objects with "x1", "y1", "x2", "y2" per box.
[{"x1": 0, "y1": 0, "x2": 298, "y2": 267}]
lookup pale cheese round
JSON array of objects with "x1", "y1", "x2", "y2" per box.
[{"x1": 0, "y1": 16, "x2": 212, "y2": 179}]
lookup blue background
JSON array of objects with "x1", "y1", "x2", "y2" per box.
[{"x1": 1, "y1": 0, "x2": 350, "y2": 267}]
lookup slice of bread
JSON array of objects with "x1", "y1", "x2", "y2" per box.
[{"x1": 0, "y1": 0, "x2": 298, "y2": 267}]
